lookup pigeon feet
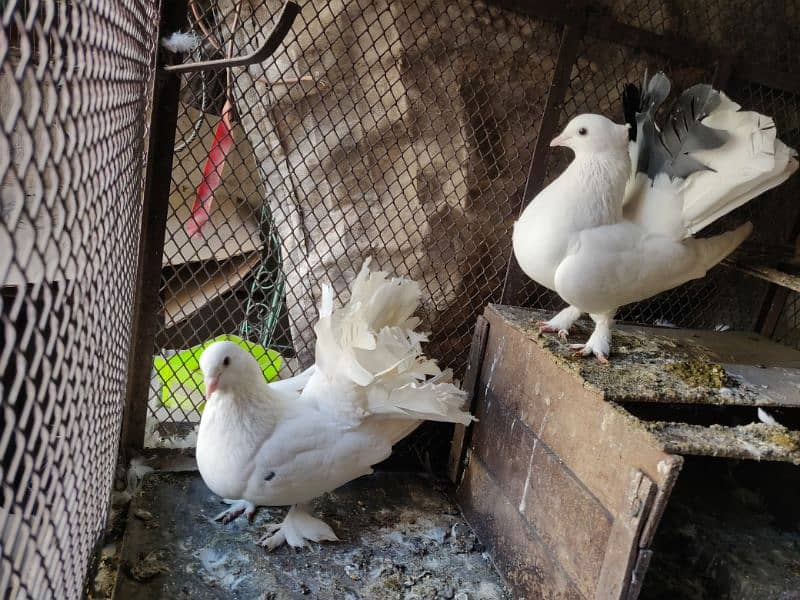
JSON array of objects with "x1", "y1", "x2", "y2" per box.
[
  {"x1": 569, "y1": 343, "x2": 609, "y2": 363},
  {"x1": 538, "y1": 322, "x2": 570, "y2": 341},
  {"x1": 258, "y1": 504, "x2": 339, "y2": 551},
  {"x1": 214, "y1": 499, "x2": 256, "y2": 524},
  {"x1": 537, "y1": 306, "x2": 582, "y2": 341},
  {"x1": 570, "y1": 315, "x2": 612, "y2": 363}
]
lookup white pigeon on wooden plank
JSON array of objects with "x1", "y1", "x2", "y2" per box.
[
  {"x1": 195, "y1": 259, "x2": 473, "y2": 550},
  {"x1": 512, "y1": 71, "x2": 798, "y2": 362}
]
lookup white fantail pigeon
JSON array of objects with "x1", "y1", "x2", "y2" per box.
[
  {"x1": 512, "y1": 71, "x2": 798, "y2": 362},
  {"x1": 196, "y1": 259, "x2": 473, "y2": 550}
]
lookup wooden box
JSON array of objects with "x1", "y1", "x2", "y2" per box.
[{"x1": 450, "y1": 305, "x2": 800, "y2": 600}]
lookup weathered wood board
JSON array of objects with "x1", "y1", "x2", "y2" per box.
[{"x1": 451, "y1": 304, "x2": 800, "y2": 600}]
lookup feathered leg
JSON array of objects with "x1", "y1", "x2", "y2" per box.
[
  {"x1": 570, "y1": 312, "x2": 614, "y2": 363},
  {"x1": 539, "y1": 305, "x2": 582, "y2": 340},
  {"x1": 258, "y1": 504, "x2": 339, "y2": 551}
]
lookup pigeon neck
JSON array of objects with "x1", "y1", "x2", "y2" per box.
[{"x1": 571, "y1": 150, "x2": 630, "y2": 220}]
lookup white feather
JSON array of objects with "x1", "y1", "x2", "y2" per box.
[
  {"x1": 161, "y1": 32, "x2": 200, "y2": 53},
  {"x1": 512, "y1": 104, "x2": 797, "y2": 361},
  {"x1": 195, "y1": 260, "x2": 473, "y2": 550}
]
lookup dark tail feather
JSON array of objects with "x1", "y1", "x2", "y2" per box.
[{"x1": 622, "y1": 83, "x2": 641, "y2": 142}]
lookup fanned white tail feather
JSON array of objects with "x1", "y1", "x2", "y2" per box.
[
  {"x1": 311, "y1": 258, "x2": 472, "y2": 427},
  {"x1": 624, "y1": 93, "x2": 798, "y2": 241}
]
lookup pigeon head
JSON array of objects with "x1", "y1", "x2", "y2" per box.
[
  {"x1": 550, "y1": 114, "x2": 630, "y2": 155},
  {"x1": 199, "y1": 340, "x2": 263, "y2": 398}
]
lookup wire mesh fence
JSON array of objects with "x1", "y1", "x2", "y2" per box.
[
  {"x1": 0, "y1": 0, "x2": 798, "y2": 594},
  {"x1": 143, "y1": 0, "x2": 800, "y2": 450},
  {"x1": 0, "y1": 0, "x2": 159, "y2": 597},
  {"x1": 145, "y1": 0, "x2": 563, "y2": 447}
]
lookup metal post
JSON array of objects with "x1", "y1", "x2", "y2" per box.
[
  {"x1": 121, "y1": 0, "x2": 190, "y2": 459},
  {"x1": 500, "y1": 18, "x2": 584, "y2": 306}
]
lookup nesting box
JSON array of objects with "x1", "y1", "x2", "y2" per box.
[{"x1": 450, "y1": 305, "x2": 800, "y2": 599}]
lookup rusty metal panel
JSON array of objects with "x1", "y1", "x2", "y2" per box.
[{"x1": 0, "y1": 0, "x2": 160, "y2": 596}]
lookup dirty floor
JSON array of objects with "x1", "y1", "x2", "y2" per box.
[
  {"x1": 113, "y1": 471, "x2": 509, "y2": 599},
  {"x1": 642, "y1": 457, "x2": 800, "y2": 600}
]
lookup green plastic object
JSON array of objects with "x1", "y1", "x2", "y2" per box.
[{"x1": 153, "y1": 334, "x2": 282, "y2": 413}]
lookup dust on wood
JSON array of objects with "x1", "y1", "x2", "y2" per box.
[
  {"x1": 490, "y1": 305, "x2": 793, "y2": 407},
  {"x1": 646, "y1": 422, "x2": 800, "y2": 464}
]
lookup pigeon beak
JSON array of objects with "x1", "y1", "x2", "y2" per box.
[
  {"x1": 205, "y1": 375, "x2": 219, "y2": 398},
  {"x1": 549, "y1": 133, "x2": 569, "y2": 148}
]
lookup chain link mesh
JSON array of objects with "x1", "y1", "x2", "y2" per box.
[
  {"x1": 1, "y1": 0, "x2": 798, "y2": 592},
  {"x1": 518, "y1": 6, "x2": 800, "y2": 338},
  {"x1": 146, "y1": 0, "x2": 800, "y2": 449},
  {"x1": 0, "y1": 0, "x2": 159, "y2": 597},
  {"x1": 146, "y1": 0, "x2": 562, "y2": 447}
]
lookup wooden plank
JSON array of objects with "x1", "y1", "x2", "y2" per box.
[
  {"x1": 616, "y1": 324, "x2": 800, "y2": 369},
  {"x1": 162, "y1": 252, "x2": 260, "y2": 327},
  {"x1": 595, "y1": 470, "x2": 656, "y2": 600},
  {"x1": 161, "y1": 192, "x2": 261, "y2": 266},
  {"x1": 488, "y1": 305, "x2": 800, "y2": 408},
  {"x1": 448, "y1": 316, "x2": 489, "y2": 483},
  {"x1": 470, "y1": 391, "x2": 613, "y2": 597},
  {"x1": 638, "y1": 455, "x2": 682, "y2": 548},
  {"x1": 480, "y1": 305, "x2": 676, "y2": 521},
  {"x1": 646, "y1": 422, "x2": 800, "y2": 465},
  {"x1": 727, "y1": 263, "x2": 800, "y2": 293},
  {"x1": 459, "y1": 457, "x2": 584, "y2": 600}
]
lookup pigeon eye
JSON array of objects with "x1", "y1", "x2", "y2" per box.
[
  {"x1": 578, "y1": 127, "x2": 588, "y2": 136},
  {"x1": 223, "y1": 356, "x2": 230, "y2": 367}
]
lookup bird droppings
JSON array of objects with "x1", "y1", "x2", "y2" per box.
[
  {"x1": 114, "y1": 471, "x2": 509, "y2": 599},
  {"x1": 646, "y1": 422, "x2": 800, "y2": 464},
  {"x1": 491, "y1": 305, "x2": 796, "y2": 407},
  {"x1": 663, "y1": 359, "x2": 731, "y2": 389},
  {"x1": 126, "y1": 551, "x2": 170, "y2": 582},
  {"x1": 641, "y1": 457, "x2": 800, "y2": 599}
]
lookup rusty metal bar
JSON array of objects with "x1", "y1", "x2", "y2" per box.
[
  {"x1": 163, "y1": 0, "x2": 299, "y2": 74},
  {"x1": 500, "y1": 19, "x2": 584, "y2": 306},
  {"x1": 121, "y1": 0, "x2": 190, "y2": 459}
]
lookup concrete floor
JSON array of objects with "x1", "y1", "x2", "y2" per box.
[{"x1": 112, "y1": 471, "x2": 509, "y2": 600}]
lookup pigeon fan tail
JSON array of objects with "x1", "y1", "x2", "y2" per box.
[
  {"x1": 680, "y1": 106, "x2": 799, "y2": 234},
  {"x1": 313, "y1": 259, "x2": 427, "y2": 382},
  {"x1": 366, "y1": 368, "x2": 473, "y2": 433},
  {"x1": 689, "y1": 222, "x2": 754, "y2": 276},
  {"x1": 627, "y1": 71, "x2": 798, "y2": 238},
  {"x1": 313, "y1": 260, "x2": 473, "y2": 427}
]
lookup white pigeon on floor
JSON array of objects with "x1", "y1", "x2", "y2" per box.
[
  {"x1": 195, "y1": 259, "x2": 473, "y2": 550},
  {"x1": 513, "y1": 71, "x2": 798, "y2": 362}
]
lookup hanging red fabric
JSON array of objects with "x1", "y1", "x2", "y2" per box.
[{"x1": 186, "y1": 99, "x2": 235, "y2": 237}]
